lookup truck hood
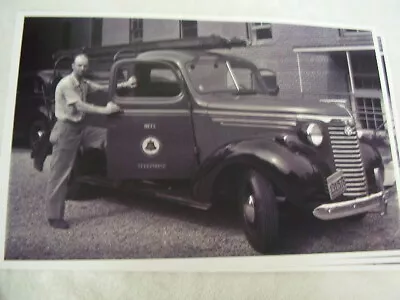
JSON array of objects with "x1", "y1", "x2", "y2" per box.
[{"x1": 201, "y1": 93, "x2": 351, "y2": 120}]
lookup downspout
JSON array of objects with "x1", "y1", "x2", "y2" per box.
[
  {"x1": 346, "y1": 51, "x2": 359, "y2": 127},
  {"x1": 296, "y1": 53, "x2": 303, "y2": 94}
]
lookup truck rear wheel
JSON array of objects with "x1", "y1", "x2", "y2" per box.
[{"x1": 239, "y1": 169, "x2": 279, "y2": 254}]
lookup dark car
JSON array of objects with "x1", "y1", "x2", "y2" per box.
[
  {"x1": 32, "y1": 36, "x2": 389, "y2": 254},
  {"x1": 13, "y1": 70, "x2": 56, "y2": 148}
]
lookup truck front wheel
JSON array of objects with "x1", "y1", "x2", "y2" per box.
[{"x1": 239, "y1": 169, "x2": 279, "y2": 254}]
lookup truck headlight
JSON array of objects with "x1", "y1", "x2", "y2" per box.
[{"x1": 305, "y1": 123, "x2": 323, "y2": 147}]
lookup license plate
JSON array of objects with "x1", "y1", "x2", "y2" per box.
[{"x1": 327, "y1": 170, "x2": 347, "y2": 200}]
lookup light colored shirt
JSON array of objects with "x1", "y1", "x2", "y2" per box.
[{"x1": 54, "y1": 73, "x2": 105, "y2": 123}]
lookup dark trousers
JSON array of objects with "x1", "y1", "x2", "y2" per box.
[{"x1": 45, "y1": 120, "x2": 106, "y2": 220}]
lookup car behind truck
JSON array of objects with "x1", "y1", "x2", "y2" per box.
[{"x1": 31, "y1": 35, "x2": 389, "y2": 254}]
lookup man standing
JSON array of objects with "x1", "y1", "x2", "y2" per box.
[{"x1": 46, "y1": 53, "x2": 136, "y2": 229}]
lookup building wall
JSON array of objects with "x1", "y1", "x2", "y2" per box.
[
  {"x1": 101, "y1": 18, "x2": 180, "y2": 45},
  {"x1": 102, "y1": 18, "x2": 130, "y2": 45},
  {"x1": 67, "y1": 18, "x2": 93, "y2": 49},
  {"x1": 143, "y1": 19, "x2": 180, "y2": 41},
  {"x1": 20, "y1": 18, "x2": 67, "y2": 71}
]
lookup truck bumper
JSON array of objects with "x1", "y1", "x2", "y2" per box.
[
  {"x1": 312, "y1": 190, "x2": 389, "y2": 221},
  {"x1": 313, "y1": 166, "x2": 391, "y2": 221}
]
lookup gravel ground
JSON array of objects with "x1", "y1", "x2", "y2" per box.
[{"x1": 4, "y1": 148, "x2": 400, "y2": 260}]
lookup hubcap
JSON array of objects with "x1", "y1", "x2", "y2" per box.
[
  {"x1": 244, "y1": 194, "x2": 255, "y2": 224},
  {"x1": 37, "y1": 130, "x2": 44, "y2": 138},
  {"x1": 30, "y1": 126, "x2": 45, "y2": 147}
]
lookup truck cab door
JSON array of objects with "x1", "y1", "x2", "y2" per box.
[{"x1": 106, "y1": 59, "x2": 199, "y2": 180}]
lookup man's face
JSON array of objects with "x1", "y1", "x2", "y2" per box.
[{"x1": 72, "y1": 55, "x2": 89, "y2": 77}]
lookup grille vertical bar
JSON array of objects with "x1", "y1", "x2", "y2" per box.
[{"x1": 328, "y1": 124, "x2": 368, "y2": 198}]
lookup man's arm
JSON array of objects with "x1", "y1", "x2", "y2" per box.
[
  {"x1": 62, "y1": 84, "x2": 112, "y2": 115},
  {"x1": 87, "y1": 78, "x2": 135, "y2": 93},
  {"x1": 73, "y1": 100, "x2": 110, "y2": 115}
]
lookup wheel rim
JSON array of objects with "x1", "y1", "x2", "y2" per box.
[
  {"x1": 30, "y1": 124, "x2": 45, "y2": 146},
  {"x1": 37, "y1": 130, "x2": 44, "y2": 138}
]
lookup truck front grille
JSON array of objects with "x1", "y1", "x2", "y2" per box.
[{"x1": 328, "y1": 124, "x2": 368, "y2": 198}]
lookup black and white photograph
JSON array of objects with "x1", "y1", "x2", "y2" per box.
[{"x1": 3, "y1": 16, "x2": 400, "y2": 260}]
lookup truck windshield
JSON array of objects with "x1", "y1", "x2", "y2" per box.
[{"x1": 186, "y1": 56, "x2": 266, "y2": 95}]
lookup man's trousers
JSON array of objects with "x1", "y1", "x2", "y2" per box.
[{"x1": 45, "y1": 120, "x2": 106, "y2": 220}]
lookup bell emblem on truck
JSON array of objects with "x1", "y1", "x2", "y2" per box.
[
  {"x1": 141, "y1": 136, "x2": 161, "y2": 156},
  {"x1": 146, "y1": 140, "x2": 157, "y2": 151}
]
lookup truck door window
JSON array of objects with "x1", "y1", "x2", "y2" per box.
[{"x1": 115, "y1": 62, "x2": 182, "y2": 99}]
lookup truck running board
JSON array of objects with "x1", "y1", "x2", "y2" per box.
[{"x1": 76, "y1": 176, "x2": 211, "y2": 211}]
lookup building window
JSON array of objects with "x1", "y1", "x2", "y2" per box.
[
  {"x1": 91, "y1": 18, "x2": 103, "y2": 47},
  {"x1": 348, "y1": 52, "x2": 385, "y2": 131},
  {"x1": 355, "y1": 97, "x2": 385, "y2": 131},
  {"x1": 179, "y1": 20, "x2": 198, "y2": 38},
  {"x1": 129, "y1": 19, "x2": 143, "y2": 42},
  {"x1": 247, "y1": 23, "x2": 272, "y2": 44},
  {"x1": 353, "y1": 73, "x2": 381, "y2": 90}
]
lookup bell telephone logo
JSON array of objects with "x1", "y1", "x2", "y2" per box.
[{"x1": 141, "y1": 136, "x2": 161, "y2": 156}]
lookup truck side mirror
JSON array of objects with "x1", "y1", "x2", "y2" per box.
[{"x1": 259, "y1": 68, "x2": 280, "y2": 96}]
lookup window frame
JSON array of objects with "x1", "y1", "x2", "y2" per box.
[
  {"x1": 247, "y1": 22, "x2": 273, "y2": 45},
  {"x1": 129, "y1": 19, "x2": 144, "y2": 43},
  {"x1": 111, "y1": 59, "x2": 186, "y2": 105},
  {"x1": 91, "y1": 18, "x2": 103, "y2": 47},
  {"x1": 179, "y1": 20, "x2": 198, "y2": 39},
  {"x1": 339, "y1": 29, "x2": 372, "y2": 37}
]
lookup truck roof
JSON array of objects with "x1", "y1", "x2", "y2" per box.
[{"x1": 135, "y1": 49, "x2": 253, "y2": 65}]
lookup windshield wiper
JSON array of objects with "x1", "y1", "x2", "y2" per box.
[{"x1": 225, "y1": 61, "x2": 240, "y2": 92}]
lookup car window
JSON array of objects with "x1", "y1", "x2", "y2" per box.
[
  {"x1": 115, "y1": 61, "x2": 182, "y2": 99},
  {"x1": 150, "y1": 69, "x2": 178, "y2": 83},
  {"x1": 186, "y1": 56, "x2": 265, "y2": 95}
]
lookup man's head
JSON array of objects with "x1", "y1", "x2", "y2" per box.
[{"x1": 71, "y1": 54, "x2": 89, "y2": 78}]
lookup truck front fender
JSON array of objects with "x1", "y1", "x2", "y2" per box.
[
  {"x1": 192, "y1": 138, "x2": 320, "y2": 205},
  {"x1": 359, "y1": 139, "x2": 385, "y2": 192}
]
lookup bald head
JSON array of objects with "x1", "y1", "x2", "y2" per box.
[{"x1": 72, "y1": 54, "x2": 89, "y2": 79}]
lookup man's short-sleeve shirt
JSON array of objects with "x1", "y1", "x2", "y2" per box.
[{"x1": 54, "y1": 73, "x2": 101, "y2": 123}]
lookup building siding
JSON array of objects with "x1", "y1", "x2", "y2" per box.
[
  {"x1": 102, "y1": 18, "x2": 130, "y2": 45},
  {"x1": 143, "y1": 19, "x2": 180, "y2": 41}
]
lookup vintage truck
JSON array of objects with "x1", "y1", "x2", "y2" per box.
[{"x1": 32, "y1": 35, "x2": 388, "y2": 254}]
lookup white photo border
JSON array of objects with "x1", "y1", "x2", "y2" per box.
[{"x1": 1, "y1": 10, "x2": 400, "y2": 271}]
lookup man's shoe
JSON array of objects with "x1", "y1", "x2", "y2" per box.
[{"x1": 48, "y1": 219, "x2": 70, "y2": 229}]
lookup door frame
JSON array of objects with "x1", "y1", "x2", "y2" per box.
[{"x1": 105, "y1": 57, "x2": 200, "y2": 179}]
